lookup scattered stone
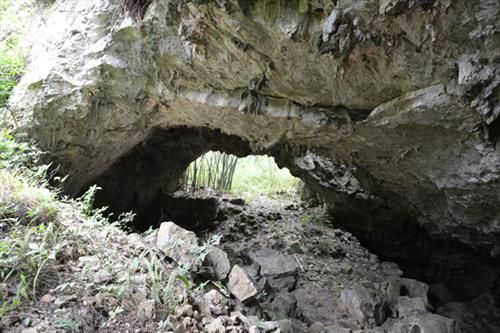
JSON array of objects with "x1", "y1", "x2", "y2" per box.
[
  {"x1": 203, "y1": 247, "x2": 231, "y2": 280},
  {"x1": 137, "y1": 299, "x2": 155, "y2": 322},
  {"x1": 339, "y1": 284, "x2": 379, "y2": 324},
  {"x1": 156, "y1": 221, "x2": 200, "y2": 267},
  {"x1": 20, "y1": 328, "x2": 37, "y2": 333},
  {"x1": 54, "y1": 294, "x2": 77, "y2": 308},
  {"x1": 398, "y1": 278, "x2": 431, "y2": 309},
  {"x1": 205, "y1": 316, "x2": 232, "y2": 333},
  {"x1": 127, "y1": 233, "x2": 145, "y2": 247},
  {"x1": 22, "y1": 317, "x2": 31, "y2": 327},
  {"x1": 227, "y1": 265, "x2": 258, "y2": 302},
  {"x1": 40, "y1": 294, "x2": 55, "y2": 303},
  {"x1": 256, "y1": 321, "x2": 279, "y2": 331},
  {"x1": 381, "y1": 262, "x2": 403, "y2": 277},
  {"x1": 247, "y1": 248, "x2": 298, "y2": 276},
  {"x1": 200, "y1": 289, "x2": 229, "y2": 316},
  {"x1": 267, "y1": 275, "x2": 297, "y2": 292},
  {"x1": 382, "y1": 312, "x2": 459, "y2": 333},
  {"x1": 78, "y1": 256, "x2": 100, "y2": 268},
  {"x1": 94, "y1": 271, "x2": 113, "y2": 284},
  {"x1": 175, "y1": 304, "x2": 193, "y2": 317},
  {"x1": 396, "y1": 296, "x2": 427, "y2": 317},
  {"x1": 1, "y1": 315, "x2": 19, "y2": 327},
  {"x1": 340, "y1": 262, "x2": 353, "y2": 274}
]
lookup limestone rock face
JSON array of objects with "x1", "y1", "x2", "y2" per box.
[{"x1": 8, "y1": 1, "x2": 500, "y2": 264}]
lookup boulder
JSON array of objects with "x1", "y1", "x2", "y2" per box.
[
  {"x1": 396, "y1": 296, "x2": 427, "y2": 317},
  {"x1": 383, "y1": 312, "x2": 459, "y2": 333},
  {"x1": 246, "y1": 248, "x2": 298, "y2": 277},
  {"x1": 227, "y1": 265, "x2": 258, "y2": 302},
  {"x1": 156, "y1": 222, "x2": 199, "y2": 268},
  {"x1": 397, "y1": 278, "x2": 431, "y2": 309},
  {"x1": 203, "y1": 247, "x2": 231, "y2": 281},
  {"x1": 339, "y1": 284, "x2": 384, "y2": 325}
]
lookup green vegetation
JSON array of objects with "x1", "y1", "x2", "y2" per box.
[
  {"x1": 301, "y1": 211, "x2": 332, "y2": 227},
  {"x1": 183, "y1": 151, "x2": 301, "y2": 200},
  {"x1": 0, "y1": 0, "x2": 29, "y2": 109},
  {"x1": 231, "y1": 154, "x2": 301, "y2": 199},
  {"x1": 183, "y1": 151, "x2": 238, "y2": 195}
]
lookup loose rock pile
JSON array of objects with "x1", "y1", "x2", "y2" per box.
[{"x1": 151, "y1": 199, "x2": 460, "y2": 332}]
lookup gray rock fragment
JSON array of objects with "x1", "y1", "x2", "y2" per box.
[
  {"x1": 379, "y1": 0, "x2": 408, "y2": 15},
  {"x1": 156, "y1": 221, "x2": 200, "y2": 268},
  {"x1": 203, "y1": 247, "x2": 231, "y2": 281},
  {"x1": 247, "y1": 248, "x2": 298, "y2": 276},
  {"x1": 322, "y1": 8, "x2": 343, "y2": 42},
  {"x1": 227, "y1": 265, "x2": 258, "y2": 302}
]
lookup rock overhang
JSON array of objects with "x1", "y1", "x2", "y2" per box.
[{"x1": 7, "y1": 0, "x2": 500, "y2": 274}]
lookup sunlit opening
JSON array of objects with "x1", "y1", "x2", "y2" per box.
[{"x1": 182, "y1": 151, "x2": 302, "y2": 200}]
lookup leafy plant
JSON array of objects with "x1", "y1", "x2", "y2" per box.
[
  {"x1": 109, "y1": 306, "x2": 124, "y2": 320},
  {"x1": 0, "y1": 129, "x2": 46, "y2": 178},
  {"x1": 54, "y1": 318, "x2": 80, "y2": 332},
  {"x1": 302, "y1": 212, "x2": 332, "y2": 227},
  {"x1": 0, "y1": 218, "x2": 63, "y2": 314},
  {"x1": 0, "y1": 51, "x2": 25, "y2": 108},
  {"x1": 76, "y1": 185, "x2": 103, "y2": 217}
]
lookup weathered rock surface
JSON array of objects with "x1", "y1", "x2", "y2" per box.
[
  {"x1": 156, "y1": 221, "x2": 200, "y2": 267},
  {"x1": 203, "y1": 247, "x2": 231, "y2": 281},
  {"x1": 7, "y1": 0, "x2": 500, "y2": 310},
  {"x1": 227, "y1": 265, "x2": 258, "y2": 303},
  {"x1": 246, "y1": 248, "x2": 298, "y2": 277}
]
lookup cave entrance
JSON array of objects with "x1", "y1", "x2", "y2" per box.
[
  {"x1": 181, "y1": 151, "x2": 302, "y2": 201},
  {"x1": 144, "y1": 151, "x2": 303, "y2": 234},
  {"x1": 84, "y1": 126, "x2": 500, "y2": 307},
  {"x1": 134, "y1": 151, "x2": 303, "y2": 234},
  {"x1": 89, "y1": 126, "x2": 303, "y2": 234}
]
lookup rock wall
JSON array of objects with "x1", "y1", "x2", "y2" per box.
[{"x1": 8, "y1": 0, "x2": 500, "y2": 276}]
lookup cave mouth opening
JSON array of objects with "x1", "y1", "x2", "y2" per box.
[
  {"x1": 132, "y1": 150, "x2": 304, "y2": 234},
  {"x1": 181, "y1": 150, "x2": 303, "y2": 201},
  {"x1": 132, "y1": 151, "x2": 304, "y2": 234},
  {"x1": 88, "y1": 126, "x2": 304, "y2": 234},
  {"x1": 85, "y1": 126, "x2": 499, "y2": 308}
]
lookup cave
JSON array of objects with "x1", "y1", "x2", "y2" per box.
[
  {"x1": 7, "y1": 0, "x2": 500, "y2": 331},
  {"x1": 81, "y1": 125, "x2": 500, "y2": 308}
]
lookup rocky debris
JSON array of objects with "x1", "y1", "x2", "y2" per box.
[
  {"x1": 382, "y1": 312, "x2": 459, "y2": 333},
  {"x1": 39, "y1": 294, "x2": 55, "y2": 303},
  {"x1": 245, "y1": 248, "x2": 298, "y2": 277},
  {"x1": 209, "y1": 199, "x2": 498, "y2": 332},
  {"x1": 229, "y1": 198, "x2": 246, "y2": 206},
  {"x1": 379, "y1": 0, "x2": 409, "y2": 16},
  {"x1": 339, "y1": 284, "x2": 384, "y2": 326},
  {"x1": 2, "y1": 193, "x2": 498, "y2": 332},
  {"x1": 227, "y1": 265, "x2": 258, "y2": 302},
  {"x1": 202, "y1": 247, "x2": 231, "y2": 281},
  {"x1": 199, "y1": 290, "x2": 229, "y2": 316},
  {"x1": 156, "y1": 221, "x2": 200, "y2": 268}
]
